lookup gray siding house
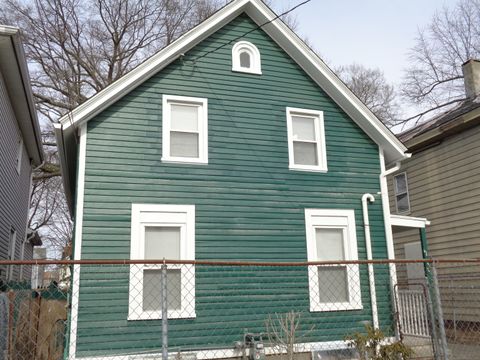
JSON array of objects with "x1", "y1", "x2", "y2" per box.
[
  {"x1": 388, "y1": 59, "x2": 480, "y2": 264},
  {"x1": 388, "y1": 60, "x2": 480, "y2": 324},
  {"x1": 0, "y1": 25, "x2": 43, "y2": 281}
]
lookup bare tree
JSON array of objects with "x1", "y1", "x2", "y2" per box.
[
  {"x1": 29, "y1": 138, "x2": 72, "y2": 258},
  {"x1": 265, "y1": 311, "x2": 314, "y2": 360},
  {"x1": 336, "y1": 63, "x2": 400, "y2": 127},
  {"x1": 401, "y1": 0, "x2": 480, "y2": 124},
  {"x1": 0, "y1": 0, "x2": 223, "y2": 256},
  {"x1": 1, "y1": 0, "x2": 224, "y2": 122}
]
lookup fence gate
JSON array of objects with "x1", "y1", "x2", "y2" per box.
[{"x1": 395, "y1": 284, "x2": 437, "y2": 359}]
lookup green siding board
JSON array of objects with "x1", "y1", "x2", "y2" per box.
[{"x1": 76, "y1": 13, "x2": 393, "y2": 357}]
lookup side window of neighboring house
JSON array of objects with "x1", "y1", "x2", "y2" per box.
[
  {"x1": 8, "y1": 228, "x2": 17, "y2": 280},
  {"x1": 162, "y1": 95, "x2": 208, "y2": 164},
  {"x1": 128, "y1": 204, "x2": 195, "y2": 320},
  {"x1": 394, "y1": 172, "x2": 410, "y2": 213},
  {"x1": 15, "y1": 138, "x2": 23, "y2": 174},
  {"x1": 231, "y1": 41, "x2": 261, "y2": 74},
  {"x1": 304, "y1": 209, "x2": 362, "y2": 312},
  {"x1": 286, "y1": 107, "x2": 327, "y2": 172}
]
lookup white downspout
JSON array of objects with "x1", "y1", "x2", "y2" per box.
[
  {"x1": 379, "y1": 150, "x2": 401, "y2": 277},
  {"x1": 379, "y1": 149, "x2": 402, "y2": 338},
  {"x1": 362, "y1": 193, "x2": 379, "y2": 329}
]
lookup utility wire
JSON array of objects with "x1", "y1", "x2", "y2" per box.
[{"x1": 186, "y1": 0, "x2": 311, "y2": 64}]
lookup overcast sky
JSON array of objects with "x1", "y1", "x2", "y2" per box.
[{"x1": 272, "y1": 0, "x2": 457, "y2": 86}]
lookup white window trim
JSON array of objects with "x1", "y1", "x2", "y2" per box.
[
  {"x1": 304, "y1": 209, "x2": 362, "y2": 312},
  {"x1": 162, "y1": 95, "x2": 208, "y2": 164},
  {"x1": 232, "y1": 41, "x2": 262, "y2": 75},
  {"x1": 128, "y1": 204, "x2": 196, "y2": 320},
  {"x1": 394, "y1": 172, "x2": 410, "y2": 214},
  {"x1": 15, "y1": 139, "x2": 23, "y2": 174},
  {"x1": 286, "y1": 107, "x2": 327, "y2": 172}
]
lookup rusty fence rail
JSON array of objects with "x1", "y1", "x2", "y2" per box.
[{"x1": 0, "y1": 259, "x2": 480, "y2": 360}]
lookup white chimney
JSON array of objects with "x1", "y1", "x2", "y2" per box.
[{"x1": 462, "y1": 59, "x2": 480, "y2": 99}]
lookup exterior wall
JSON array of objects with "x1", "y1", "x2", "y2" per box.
[
  {"x1": 0, "y1": 69, "x2": 33, "y2": 281},
  {"x1": 75, "y1": 14, "x2": 392, "y2": 357},
  {"x1": 389, "y1": 122, "x2": 480, "y2": 322},
  {"x1": 389, "y1": 123, "x2": 480, "y2": 260}
]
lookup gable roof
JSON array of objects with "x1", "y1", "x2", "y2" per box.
[
  {"x1": 399, "y1": 96, "x2": 480, "y2": 151},
  {"x1": 55, "y1": 0, "x2": 408, "y2": 211},
  {"x1": 0, "y1": 25, "x2": 43, "y2": 166}
]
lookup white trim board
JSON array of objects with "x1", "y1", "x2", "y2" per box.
[
  {"x1": 390, "y1": 214, "x2": 431, "y2": 228},
  {"x1": 68, "y1": 124, "x2": 87, "y2": 359},
  {"x1": 68, "y1": 338, "x2": 368, "y2": 360}
]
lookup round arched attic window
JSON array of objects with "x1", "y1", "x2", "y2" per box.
[{"x1": 232, "y1": 41, "x2": 261, "y2": 75}]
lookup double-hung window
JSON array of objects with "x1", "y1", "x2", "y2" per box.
[
  {"x1": 128, "y1": 204, "x2": 195, "y2": 320},
  {"x1": 394, "y1": 172, "x2": 410, "y2": 213},
  {"x1": 162, "y1": 95, "x2": 208, "y2": 164},
  {"x1": 305, "y1": 209, "x2": 362, "y2": 312},
  {"x1": 286, "y1": 107, "x2": 327, "y2": 172}
]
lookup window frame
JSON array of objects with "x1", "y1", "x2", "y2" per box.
[
  {"x1": 232, "y1": 41, "x2": 262, "y2": 75},
  {"x1": 286, "y1": 107, "x2": 327, "y2": 172},
  {"x1": 162, "y1": 95, "x2": 208, "y2": 164},
  {"x1": 394, "y1": 172, "x2": 411, "y2": 214},
  {"x1": 304, "y1": 209, "x2": 362, "y2": 312},
  {"x1": 128, "y1": 204, "x2": 196, "y2": 320}
]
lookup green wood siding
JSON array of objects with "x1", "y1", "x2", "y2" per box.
[{"x1": 76, "y1": 13, "x2": 392, "y2": 357}]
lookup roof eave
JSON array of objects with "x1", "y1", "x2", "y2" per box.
[
  {"x1": 0, "y1": 25, "x2": 44, "y2": 165},
  {"x1": 54, "y1": 123, "x2": 75, "y2": 217},
  {"x1": 404, "y1": 106, "x2": 480, "y2": 152}
]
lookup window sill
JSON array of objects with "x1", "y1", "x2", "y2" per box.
[
  {"x1": 161, "y1": 157, "x2": 208, "y2": 165},
  {"x1": 231, "y1": 67, "x2": 262, "y2": 75},
  {"x1": 289, "y1": 165, "x2": 328, "y2": 173},
  {"x1": 310, "y1": 302, "x2": 363, "y2": 312},
  {"x1": 128, "y1": 311, "x2": 196, "y2": 321}
]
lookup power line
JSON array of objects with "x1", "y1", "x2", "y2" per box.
[{"x1": 186, "y1": 0, "x2": 311, "y2": 64}]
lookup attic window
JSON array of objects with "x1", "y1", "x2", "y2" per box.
[{"x1": 232, "y1": 41, "x2": 261, "y2": 75}]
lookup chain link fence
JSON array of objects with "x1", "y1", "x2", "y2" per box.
[{"x1": 1, "y1": 259, "x2": 480, "y2": 360}]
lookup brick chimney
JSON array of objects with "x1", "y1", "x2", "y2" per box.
[{"x1": 462, "y1": 59, "x2": 480, "y2": 99}]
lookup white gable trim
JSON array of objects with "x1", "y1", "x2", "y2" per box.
[
  {"x1": 58, "y1": 0, "x2": 249, "y2": 131},
  {"x1": 57, "y1": 0, "x2": 406, "y2": 163}
]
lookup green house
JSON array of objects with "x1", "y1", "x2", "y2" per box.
[{"x1": 56, "y1": 0, "x2": 409, "y2": 359}]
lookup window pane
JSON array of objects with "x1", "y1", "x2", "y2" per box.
[
  {"x1": 292, "y1": 116, "x2": 315, "y2": 141},
  {"x1": 145, "y1": 227, "x2": 180, "y2": 260},
  {"x1": 397, "y1": 193, "x2": 410, "y2": 213},
  {"x1": 142, "y1": 269, "x2": 182, "y2": 311},
  {"x1": 316, "y1": 228, "x2": 345, "y2": 261},
  {"x1": 318, "y1": 266, "x2": 349, "y2": 303},
  {"x1": 171, "y1": 104, "x2": 198, "y2": 132},
  {"x1": 170, "y1": 132, "x2": 199, "y2": 158},
  {"x1": 293, "y1": 141, "x2": 318, "y2": 165},
  {"x1": 239, "y1": 51, "x2": 251, "y2": 68},
  {"x1": 395, "y1": 174, "x2": 407, "y2": 194}
]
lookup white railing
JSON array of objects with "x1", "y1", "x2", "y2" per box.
[{"x1": 398, "y1": 289, "x2": 430, "y2": 337}]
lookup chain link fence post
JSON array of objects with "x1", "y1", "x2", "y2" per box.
[
  {"x1": 431, "y1": 262, "x2": 449, "y2": 360},
  {"x1": 162, "y1": 261, "x2": 168, "y2": 360}
]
